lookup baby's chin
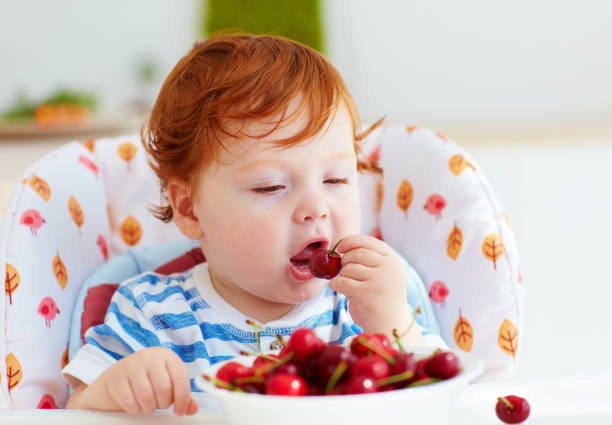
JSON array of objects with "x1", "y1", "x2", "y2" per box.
[{"x1": 284, "y1": 278, "x2": 328, "y2": 303}]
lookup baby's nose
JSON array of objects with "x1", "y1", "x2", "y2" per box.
[{"x1": 293, "y1": 197, "x2": 329, "y2": 224}]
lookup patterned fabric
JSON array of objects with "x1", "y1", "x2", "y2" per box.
[
  {"x1": 0, "y1": 126, "x2": 523, "y2": 409},
  {"x1": 357, "y1": 126, "x2": 523, "y2": 381},
  {"x1": 63, "y1": 261, "x2": 443, "y2": 396}
]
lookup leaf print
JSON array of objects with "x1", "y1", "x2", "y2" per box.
[
  {"x1": 446, "y1": 222, "x2": 463, "y2": 260},
  {"x1": 117, "y1": 142, "x2": 138, "y2": 171},
  {"x1": 121, "y1": 215, "x2": 142, "y2": 246},
  {"x1": 5, "y1": 263, "x2": 20, "y2": 305},
  {"x1": 396, "y1": 179, "x2": 413, "y2": 218},
  {"x1": 405, "y1": 125, "x2": 417, "y2": 133},
  {"x1": 453, "y1": 309, "x2": 473, "y2": 352},
  {"x1": 482, "y1": 233, "x2": 505, "y2": 270},
  {"x1": 28, "y1": 175, "x2": 51, "y2": 201},
  {"x1": 498, "y1": 319, "x2": 518, "y2": 358},
  {"x1": 78, "y1": 154, "x2": 99, "y2": 175},
  {"x1": 502, "y1": 212, "x2": 512, "y2": 231},
  {"x1": 68, "y1": 196, "x2": 84, "y2": 235},
  {"x1": 52, "y1": 252, "x2": 68, "y2": 290},
  {"x1": 448, "y1": 154, "x2": 475, "y2": 176},
  {"x1": 6, "y1": 353, "x2": 23, "y2": 392},
  {"x1": 80, "y1": 138, "x2": 96, "y2": 153},
  {"x1": 61, "y1": 347, "x2": 69, "y2": 369},
  {"x1": 376, "y1": 179, "x2": 384, "y2": 212}
]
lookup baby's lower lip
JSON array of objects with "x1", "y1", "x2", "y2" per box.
[{"x1": 289, "y1": 261, "x2": 314, "y2": 281}]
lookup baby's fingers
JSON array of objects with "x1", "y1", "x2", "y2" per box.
[
  {"x1": 336, "y1": 234, "x2": 389, "y2": 256},
  {"x1": 165, "y1": 357, "x2": 193, "y2": 416},
  {"x1": 329, "y1": 275, "x2": 362, "y2": 299},
  {"x1": 340, "y1": 263, "x2": 371, "y2": 282},
  {"x1": 148, "y1": 365, "x2": 173, "y2": 410},
  {"x1": 341, "y1": 248, "x2": 383, "y2": 268},
  {"x1": 107, "y1": 376, "x2": 141, "y2": 414},
  {"x1": 131, "y1": 372, "x2": 157, "y2": 414}
]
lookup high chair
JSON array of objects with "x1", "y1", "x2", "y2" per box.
[{"x1": 0, "y1": 125, "x2": 523, "y2": 409}]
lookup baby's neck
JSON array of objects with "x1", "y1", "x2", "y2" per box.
[{"x1": 208, "y1": 268, "x2": 296, "y2": 324}]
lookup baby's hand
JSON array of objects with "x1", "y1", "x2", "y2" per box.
[
  {"x1": 329, "y1": 234, "x2": 419, "y2": 341},
  {"x1": 103, "y1": 346, "x2": 198, "y2": 415}
]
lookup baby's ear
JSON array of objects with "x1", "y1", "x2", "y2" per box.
[{"x1": 167, "y1": 180, "x2": 204, "y2": 239}]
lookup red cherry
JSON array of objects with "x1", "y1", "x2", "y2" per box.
[
  {"x1": 350, "y1": 332, "x2": 386, "y2": 357},
  {"x1": 309, "y1": 240, "x2": 343, "y2": 279},
  {"x1": 216, "y1": 361, "x2": 251, "y2": 387},
  {"x1": 344, "y1": 375, "x2": 379, "y2": 394},
  {"x1": 350, "y1": 355, "x2": 391, "y2": 380},
  {"x1": 271, "y1": 362, "x2": 300, "y2": 376},
  {"x1": 495, "y1": 395, "x2": 531, "y2": 424},
  {"x1": 313, "y1": 344, "x2": 356, "y2": 384},
  {"x1": 286, "y1": 328, "x2": 326, "y2": 364},
  {"x1": 424, "y1": 351, "x2": 460, "y2": 379},
  {"x1": 265, "y1": 373, "x2": 308, "y2": 396}
]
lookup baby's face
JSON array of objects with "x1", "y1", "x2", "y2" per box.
[{"x1": 193, "y1": 104, "x2": 361, "y2": 316}]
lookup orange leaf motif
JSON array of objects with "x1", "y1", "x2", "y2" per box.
[
  {"x1": 81, "y1": 138, "x2": 96, "y2": 153},
  {"x1": 376, "y1": 179, "x2": 384, "y2": 212},
  {"x1": 502, "y1": 212, "x2": 512, "y2": 231},
  {"x1": 117, "y1": 142, "x2": 138, "y2": 171},
  {"x1": 498, "y1": 319, "x2": 518, "y2": 358},
  {"x1": 446, "y1": 222, "x2": 463, "y2": 260},
  {"x1": 405, "y1": 125, "x2": 417, "y2": 133},
  {"x1": 6, "y1": 352, "x2": 23, "y2": 392},
  {"x1": 448, "y1": 154, "x2": 475, "y2": 176},
  {"x1": 5, "y1": 263, "x2": 20, "y2": 305},
  {"x1": 453, "y1": 309, "x2": 473, "y2": 352},
  {"x1": 121, "y1": 215, "x2": 142, "y2": 246},
  {"x1": 53, "y1": 252, "x2": 68, "y2": 290},
  {"x1": 482, "y1": 233, "x2": 505, "y2": 270},
  {"x1": 68, "y1": 196, "x2": 84, "y2": 235},
  {"x1": 62, "y1": 347, "x2": 69, "y2": 369},
  {"x1": 396, "y1": 179, "x2": 413, "y2": 218},
  {"x1": 28, "y1": 175, "x2": 51, "y2": 202}
]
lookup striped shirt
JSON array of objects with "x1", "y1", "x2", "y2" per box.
[{"x1": 63, "y1": 260, "x2": 444, "y2": 403}]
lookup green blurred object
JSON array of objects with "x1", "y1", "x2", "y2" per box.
[
  {"x1": 203, "y1": 0, "x2": 323, "y2": 52},
  {"x1": 1, "y1": 88, "x2": 98, "y2": 122}
]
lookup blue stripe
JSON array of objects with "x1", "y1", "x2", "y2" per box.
[
  {"x1": 329, "y1": 322, "x2": 362, "y2": 345},
  {"x1": 84, "y1": 335, "x2": 127, "y2": 361},
  {"x1": 164, "y1": 341, "x2": 210, "y2": 363},
  {"x1": 151, "y1": 312, "x2": 198, "y2": 331},
  {"x1": 106, "y1": 302, "x2": 161, "y2": 347},
  {"x1": 190, "y1": 379, "x2": 202, "y2": 393}
]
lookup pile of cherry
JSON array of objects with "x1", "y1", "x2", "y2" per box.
[{"x1": 205, "y1": 328, "x2": 460, "y2": 397}]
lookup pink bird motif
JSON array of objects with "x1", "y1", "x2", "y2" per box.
[
  {"x1": 424, "y1": 194, "x2": 447, "y2": 220},
  {"x1": 79, "y1": 154, "x2": 99, "y2": 175},
  {"x1": 429, "y1": 280, "x2": 450, "y2": 308},
  {"x1": 38, "y1": 296, "x2": 60, "y2": 328},
  {"x1": 97, "y1": 234, "x2": 109, "y2": 261},
  {"x1": 37, "y1": 394, "x2": 59, "y2": 409},
  {"x1": 20, "y1": 209, "x2": 46, "y2": 235}
]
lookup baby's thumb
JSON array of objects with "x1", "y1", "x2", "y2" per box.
[{"x1": 185, "y1": 397, "x2": 199, "y2": 415}]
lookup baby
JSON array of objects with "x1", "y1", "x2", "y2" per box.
[{"x1": 63, "y1": 34, "x2": 444, "y2": 415}]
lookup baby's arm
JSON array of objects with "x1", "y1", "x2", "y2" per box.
[
  {"x1": 66, "y1": 346, "x2": 198, "y2": 415},
  {"x1": 329, "y1": 234, "x2": 426, "y2": 346}
]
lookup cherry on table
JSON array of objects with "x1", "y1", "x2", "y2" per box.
[
  {"x1": 286, "y1": 328, "x2": 325, "y2": 364},
  {"x1": 495, "y1": 395, "x2": 530, "y2": 424},
  {"x1": 309, "y1": 239, "x2": 343, "y2": 279}
]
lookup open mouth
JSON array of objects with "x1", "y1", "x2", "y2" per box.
[
  {"x1": 290, "y1": 241, "x2": 323, "y2": 269},
  {"x1": 289, "y1": 240, "x2": 327, "y2": 281}
]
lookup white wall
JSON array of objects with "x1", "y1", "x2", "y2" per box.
[
  {"x1": 0, "y1": 0, "x2": 200, "y2": 111},
  {"x1": 324, "y1": 0, "x2": 612, "y2": 132}
]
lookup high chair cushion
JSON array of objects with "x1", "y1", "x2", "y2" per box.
[
  {"x1": 0, "y1": 135, "x2": 188, "y2": 409},
  {"x1": 357, "y1": 126, "x2": 523, "y2": 381},
  {"x1": 0, "y1": 126, "x2": 523, "y2": 409}
]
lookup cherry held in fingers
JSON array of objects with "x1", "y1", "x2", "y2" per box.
[
  {"x1": 309, "y1": 239, "x2": 343, "y2": 279},
  {"x1": 495, "y1": 395, "x2": 530, "y2": 424}
]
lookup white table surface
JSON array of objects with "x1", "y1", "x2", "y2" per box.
[{"x1": 1, "y1": 375, "x2": 611, "y2": 424}]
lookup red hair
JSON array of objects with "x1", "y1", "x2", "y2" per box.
[{"x1": 142, "y1": 34, "x2": 382, "y2": 222}]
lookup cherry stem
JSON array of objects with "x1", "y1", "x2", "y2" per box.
[
  {"x1": 356, "y1": 336, "x2": 396, "y2": 364},
  {"x1": 239, "y1": 351, "x2": 283, "y2": 364},
  {"x1": 246, "y1": 319, "x2": 263, "y2": 352},
  {"x1": 329, "y1": 238, "x2": 344, "y2": 255},
  {"x1": 376, "y1": 370, "x2": 415, "y2": 387},
  {"x1": 407, "y1": 377, "x2": 441, "y2": 387},
  {"x1": 275, "y1": 334, "x2": 287, "y2": 348},
  {"x1": 202, "y1": 374, "x2": 245, "y2": 392},
  {"x1": 325, "y1": 361, "x2": 348, "y2": 394},
  {"x1": 498, "y1": 396, "x2": 515, "y2": 410},
  {"x1": 253, "y1": 351, "x2": 295, "y2": 376},
  {"x1": 392, "y1": 328, "x2": 406, "y2": 353},
  {"x1": 233, "y1": 375, "x2": 265, "y2": 385}
]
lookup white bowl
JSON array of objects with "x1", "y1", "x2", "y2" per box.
[{"x1": 195, "y1": 347, "x2": 483, "y2": 425}]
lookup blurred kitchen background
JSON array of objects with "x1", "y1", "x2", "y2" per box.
[{"x1": 1, "y1": 0, "x2": 611, "y2": 382}]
